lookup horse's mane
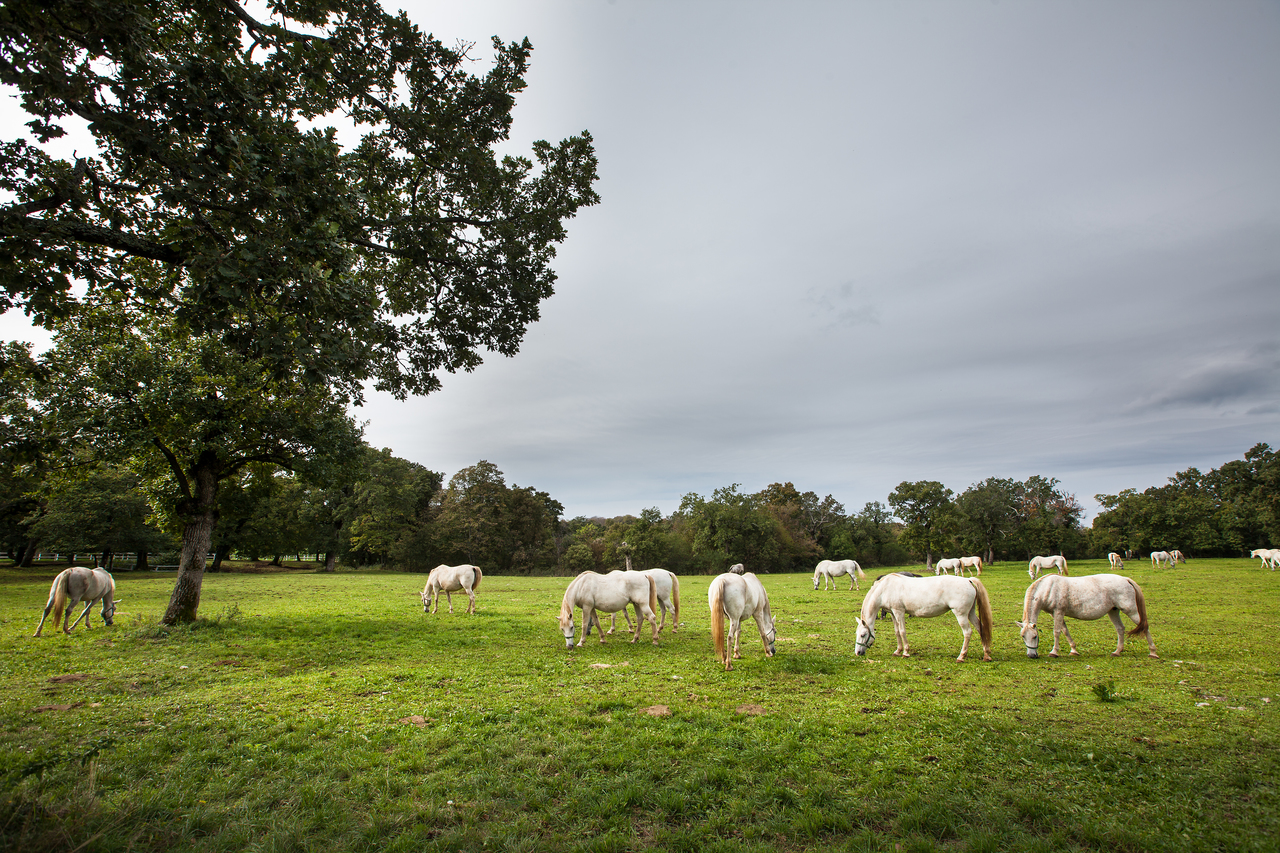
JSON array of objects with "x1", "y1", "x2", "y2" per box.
[{"x1": 1022, "y1": 575, "x2": 1051, "y2": 621}]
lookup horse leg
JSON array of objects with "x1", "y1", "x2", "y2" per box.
[
  {"x1": 1108, "y1": 610, "x2": 1126, "y2": 656},
  {"x1": 954, "y1": 610, "x2": 973, "y2": 662},
  {"x1": 69, "y1": 599, "x2": 95, "y2": 631},
  {"x1": 730, "y1": 615, "x2": 743, "y2": 660},
  {"x1": 893, "y1": 611, "x2": 909, "y2": 657},
  {"x1": 63, "y1": 595, "x2": 85, "y2": 633},
  {"x1": 755, "y1": 615, "x2": 773, "y2": 657},
  {"x1": 445, "y1": 589, "x2": 454, "y2": 613},
  {"x1": 466, "y1": 587, "x2": 476, "y2": 614}
]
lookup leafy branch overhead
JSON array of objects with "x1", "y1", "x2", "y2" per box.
[{"x1": 0, "y1": 0, "x2": 600, "y2": 400}]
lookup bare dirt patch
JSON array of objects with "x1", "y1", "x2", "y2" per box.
[{"x1": 735, "y1": 703, "x2": 766, "y2": 716}]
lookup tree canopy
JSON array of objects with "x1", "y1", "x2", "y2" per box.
[{"x1": 0, "y1": 0, "x2": 599, "y2": 400}]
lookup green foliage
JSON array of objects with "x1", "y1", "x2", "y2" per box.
[
  {"x1": 0, "y1": 0, "x2": 600, "y2": 401},
  {"x1": 888, "y1": 480, "x2": 957, "y2": 566}
]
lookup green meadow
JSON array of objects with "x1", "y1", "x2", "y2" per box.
[{"x1": 1, "y1": 559, "x2": 1276, "y2": 852}]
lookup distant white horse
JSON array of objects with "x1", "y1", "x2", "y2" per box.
[
  {"x1": 421, "y1": 564, "x2": 483, "y2": 614},
  {"x1": 1252, "y1": 548, "x2": 1280, "y2": 570},
  {"x1": 34, "y1": 567, "x2": 119, "y2": 637},
  {"x1": 728, "y1": 563, "x2": 746, "y2": 574},
  {"x1": 609, "y1": 568, "x2": 681, "y2": 633},
  {"x1": 1016, "y1": 573, "x2": 1157, "y2": 658},
  {"x1": 813, "y1": 559, "x2": 866, "y2": 591},
  {"x1": 559, "y1": 570, "x2": 658, "y2": 649},
  {"x1": 1150, "y1": 551, "x2": 1175, "y2": 568},
  {"x1": 855, "y1": 574, "x2": 994, "y2": 662},
  {"x1": 1108, "y1": 552, "x2": 1124, "y2": 569},
  {"x1": 708, "y1": 571, "x2": 776, "y2": 671},
  {"x1": 934, "y1": 557, "x2": 963, "y2": 576},
  {"x1": 1170, "y1": 549, "x2": 1186, "y2": 564},
  {"x1": 959, "y1": 556, "x2": 984, "y2": 576},
  {"x1": 1028, "y1": 555, "x2": 1069, "y2": 579}
]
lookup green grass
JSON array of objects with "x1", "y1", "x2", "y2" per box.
[{"x1": 1, "y1": 559, "x2": 1276, "y2": 851}]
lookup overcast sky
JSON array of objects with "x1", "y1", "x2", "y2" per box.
[{"x1": 4, "y1": 1, "x2": 1279, "y2": 521}]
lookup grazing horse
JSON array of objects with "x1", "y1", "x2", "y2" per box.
[
  {"x1": 1251, "y1": 548, "x2": 1280, "y2": 570},
  {"x1": 855, "y1": 574, "x2": 994, "y2": 662},
  {"x1": 559, "y1": 571, "x2": 658, "y2": 649},
  {"x1": 708, "y1": 571, "x2": 776, "y2": 671},
  {"x1": 1028, "y1": 555, "x2": 1069, "y2": 579},
  {"x1": 959, "y1": 556, "x2": 983, "y2": 576},
  {"x1": 728, "y1": 563, "x2": 746, "y2": 574},
  {"x1": 609, "y1": 569, "x2": 681, "y2": 634},
  {"x1": 813, "y1": 559, "x2": 866, "y2": 591},
  {"x1": 34, "y1": 567, "x2": 119, "y2": 637},
  {"x1": 1150, "y1": 551, "x2": 1176, "y2": 568},
  {"x1": 1108, "y1": 552, "x2": 1124, "y2": 569},
  {"x1": 1170, "y1": 549, "x2": 1186, "y2": 564},
  {"x1": 1016, "y1": 574, "x2": 1157, "y2": 658},
  {"x1": 421, "y1": 564, "x2": 483, "y2": 614},
  {"x1": 934, "y1": 557, "x2": 963, "y2": 576}
]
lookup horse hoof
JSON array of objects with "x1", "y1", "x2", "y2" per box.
[
  {"x1": 1149, "y1": 652, "x2": 1160, "y2": 658},
  {"x1": 982, "y1": 654, "x2": 992, "y2": 662},
  {"x1": 1048, "y1": 652, "x2": 1059, "y2": 658},
  {"x1": 1070, "y1": 651, "x2": 1080, "y2": 656},
  {"x1": 956, "y1": 655, "x2": 966, "y2": 662},
  {"x1": 1112, "y1": 652, "x2": 1121, "y2": 657}
]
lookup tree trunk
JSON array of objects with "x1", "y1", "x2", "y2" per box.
[
  {"x1": 162, "y1": 460, "x2": 219, "y2": 625},
  {"x1": 322, "y1": 551, "x2": 337, "y2": 573},
  {"x1": 210, "y1": 543, "x2": 228, "y2": 573},
  {"x1": 136, "y1": 550, "x2": 149, "y2": 571},
  {"x1": 19, "y1": 541, "x2": 37, "y2": 567}
]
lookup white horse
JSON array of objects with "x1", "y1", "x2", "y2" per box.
[
  {"x1": 34, "y1": 567, "x2": 119, "y2": 637},
  {"x1": 1016, "y1": 574, "x2": 1157, "y2": 658},
  {"x1": 1028, "y1": 555, "x2": 1069, "y2": 578},
  {"x1": 708, "y1": 571, "x2": 776, "y2": 671},
  {"x1": 959, "y1": 556, "x2": 984, "y2": 576},
  {"x1": 728, "y1": 563, "x2": 746, "y2": 574},
  {"x1": 421, "y1": 564, "x2": 483, "y2": 614},
  {"x1": 559, "y1": 570, "x2": 658, "y2": 649},
  {"x1": 813, "y1": 559, "x2": 866, "y2": 591},
  {"x1": 1249, "y1": 548, "x2": 1278, "y2": 569},
  {"x1": 1170, "y1": 549, "x2": 1186, "y2": 564},
  {"x1": 854, "y1": 574, "x2": 994, "y2": 662},
  {"x1": 934, "y1": 557, "x2": 963, "y2": 576},
  {"x1": 608, "y1": 569, "x2": 681, "y2": 633},
  {"x1": 1150, "y1": 550, "x2": 1175, "y2": 568},
  {"x1": 1107, "y1": 552, "x2": 1124, "y2": 569}
]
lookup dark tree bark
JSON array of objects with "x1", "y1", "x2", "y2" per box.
[{"x1": 162, "y1": 459, "x2": 219, "y2": 625}]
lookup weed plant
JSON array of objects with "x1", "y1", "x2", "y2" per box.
[{"x1": 1, "y1": 560, "x2": 1276, "y2": 851}]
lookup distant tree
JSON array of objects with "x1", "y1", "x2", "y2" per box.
[
  {"x1": 1014, "y1": 476, "x2": 1084, "y2": 558},
  {"x1": 431, "y1": 461, "x2": 559, "y2": 573},
  {"x1": 888, "y1": 480, "x2": 956, "y2": 570},
  {"x1": 677, "y1": 485, "x2": 783, "y2": 573},
  {"x1": 955, "y1": 477, "x2": 1020, "y2": 564}
]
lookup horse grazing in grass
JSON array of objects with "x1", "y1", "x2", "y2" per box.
[
  {"x1": 960, "y1": 556, "x2": 983, "y2": 576},
  {"x1": 708, "y1": 571, "x2": 776, "y2": 671},
  {"x1": 855, "y1": 574, "x2": 994, "y2": 662},
  {"x1": 1251, "y1": 548, "x2": 1280, "y2": 570},
  {"x1": 1150, "y1": 551, "x2": 1176, "y2": 568},
  {"x1": 559, "y1": 571, "x2": 658, "y2": 649},
  {"x1": 34, "y1": 567, "x2": 119, "y2": 637},
  {"x1": 421, "y1": 564, "x2": 483, "y2": 614},
  {"x1": 1170, "y1": 549, "x2": 1186, "y2": 564},
  {"x1": 934, "y1": 557, "x2": 963, "y2": 576},
  {"x1": 1028, "y1": 555, "x2": 1068, "y2": 579},
  {"x1": 813, "y1": 559, "x2": 866, "y2": 591},
  {"x1": 609, "y1": 569, "x2": 681, "y2": 634},
  {"x1": 1016, "y1": 574, "x2": 1157, "y2": 658},
  {"x1": 1108, "y1": 552, "x2": 1124, "y2": 569}
]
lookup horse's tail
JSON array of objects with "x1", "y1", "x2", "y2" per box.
[
  {"x1": 1127, "y1": 580, "x2": 1150, "y2": 638},
  {"x1": 1060, "y1": 557, "x2": 1069, "y2": 576},
  {"x1": 647, "y1": 574, "x2": 657, "y2": 620},
  {"x1": 709, "y1": 577, "x2": 726, "y2": 664},
  {"x1": 50, "y1": 572, "x2": 69, "y2": 624},
  {"x1": 855, "y1": 562, "x2": 866, "y2": 579},
  {"x1": 970, "y1": 579, "x2": 994, "y2": 649},
  {"x1": 471, "y1": 565, "x2": 483, "y2": 590},
  {"x1": 667, "y1": 571, "x2": 680, "y2": 624}
]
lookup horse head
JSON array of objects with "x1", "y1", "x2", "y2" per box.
[
  {"x1": 101, "y1": 596, "x2": 119, "y2": 626},
  {"x1": 558, "y1": 613, "x2": 576, "y2": 649},
  {"x1": 854, "y1": 617, "x2": 875, "y2": 655},
  {"x1": 1014, "y1": 620, "x2": 1039, "y2": 658}
]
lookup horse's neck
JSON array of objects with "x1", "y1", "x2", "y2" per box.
[{"x1": 860, "y1": 585, "x2": 882, "y2": 620}]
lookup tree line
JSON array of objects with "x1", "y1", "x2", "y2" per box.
[{"x1": 5, "y1": 443, "x2": 1273, "y2": 581}]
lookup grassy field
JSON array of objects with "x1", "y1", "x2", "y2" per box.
[{"x1": 0, "y1": 559, "x2": 1276, "y2": 852}]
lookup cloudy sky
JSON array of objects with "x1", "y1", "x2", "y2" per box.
[{"x1": 5, "y1": 1, "x2": 1279, "y2": 521}]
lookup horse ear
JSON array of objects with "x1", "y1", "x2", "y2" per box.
[{"x1": 1013, "y1": 621, "x2": 1022, "y2": 628}]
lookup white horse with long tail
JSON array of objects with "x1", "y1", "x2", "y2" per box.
[
  {"x1": 813, "y1": 559, "x2": 866, "y2": 591},
  {"x1": 1108, "y1": 552, "x2": 1124, "y2": 569},
  {"x1": 1016, "y1": 573, "x2": 1157, "y2": 658},
  {"x1": 34, "y1": 567, "x2": 120, "y2": 636},
  {"x1": 1150, "y1": 551, "x2": 1176, "y2": 568},
  {"x1": 934, "y1": 557, "x2": 963, "y2": 576},
  {"x1": 854, "y1": 574, "x2": 994, "y2": 662},
  {"x1": 959, "y1": 556, "x2": 983, "y2": 576},
  {"x1": 1028, "y1": 555, "x2": 1068, "y2": 578},
  {"x1": 558, "y1": 571, "x2": 658, "y2": 649},
  {"x1": 608, "y1": 569, "x2": 681, "y2": 633},
  {"x1": 708, "y1": 571, "x2": 776, "y2": 671},
  {"x1": 421, "y1": 564, "x2": 483, "y2": 614}
]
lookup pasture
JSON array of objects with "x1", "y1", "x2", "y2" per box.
[{"x1": 1, "y1": 559, "x2": 1276, "y2": 852}]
